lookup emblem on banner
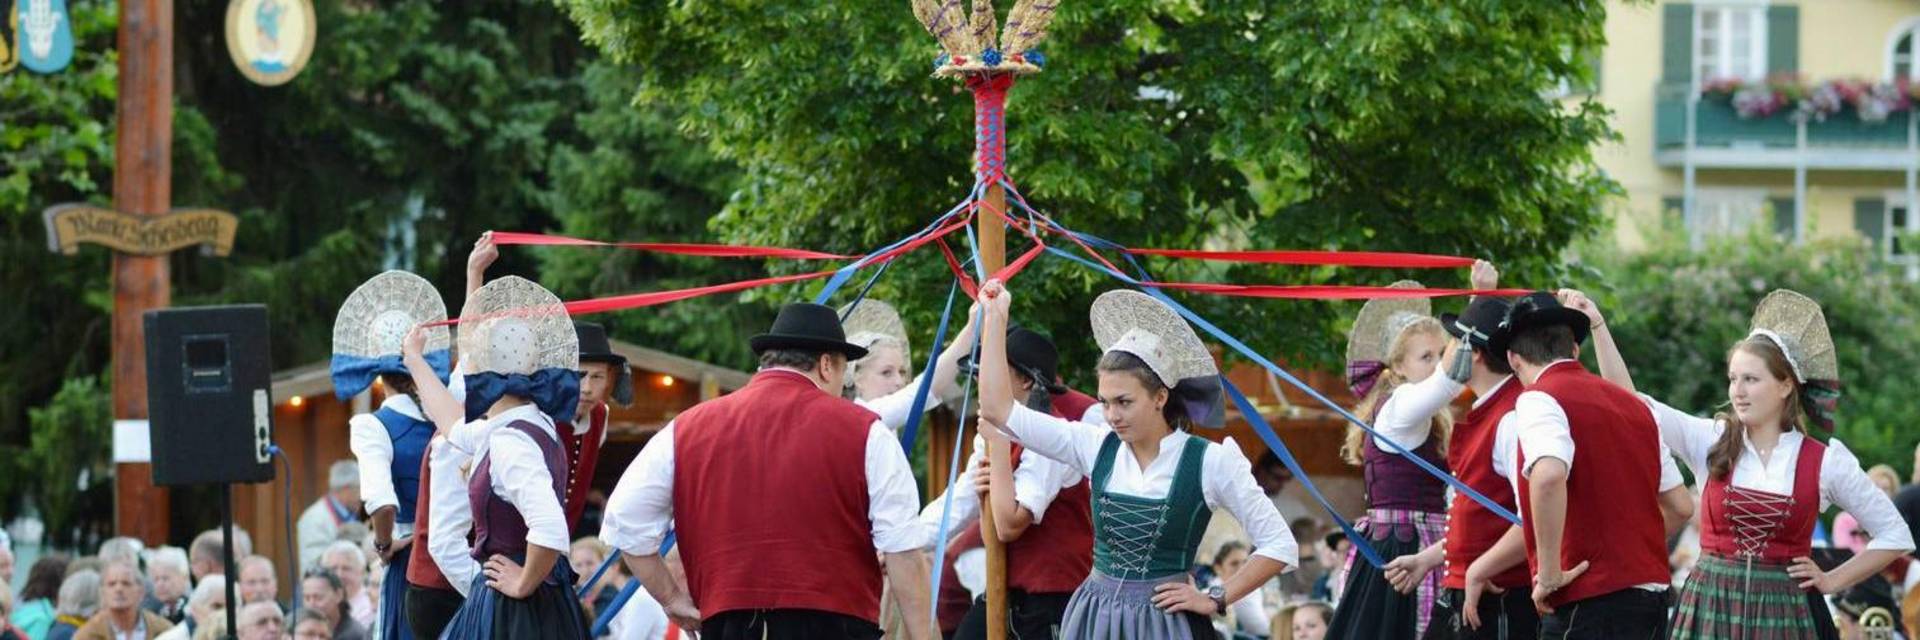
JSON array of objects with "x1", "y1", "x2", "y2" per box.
[
  {"x1": 16, "y1": 0, "x2": 72, "y2": 74},
  {"x1": 224, "y1": 0, "x2": 314, "y2": 86}
]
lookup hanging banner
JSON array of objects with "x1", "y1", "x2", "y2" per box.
[
  {"x1": 15, "y1": 0, "x2": 72, "y2": 74},
  {"x1": 2, "y1": 0, "x2": 20, "y2": 73},
  {"x1": 224, "y1": 0, "x2": 314, "y2": 86},
  {"x1": 43, "y1": 204, "x2": 241, "y2": 256}
]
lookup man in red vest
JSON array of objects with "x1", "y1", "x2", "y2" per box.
[
  {"x1": 600, "y1": 302, "x2": 931, "y2": 640},
  {"x1": 1467, "y1": 292, "x2": 1684, "y2": 639},
  {"x1": 565, "y1": 322, "x2": 627, "y2": 535}
]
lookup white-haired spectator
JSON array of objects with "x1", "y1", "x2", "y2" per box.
[
  {"x1": 47, "y1": 569, "x2": 101, "y2": 640},
  {"x1": 188, "y1": 528, "x2": 253, "y2": 582},
  {"x1": 299, "y1": 461, "x2": 363, "y2": 571},
  {"x1": 153, "y1": 576, "x2": 225, "y2": 640},
  {"x1": 142, "y1": 547, "x2": 190, "y2": 624},
  {"x1": 233, "y1": 601, "x2": 283, "y2": 640},
  {"x1": 320, "y1": 541, "x2": 374, "y2": 631},
  {"x1": 235, "y1": 556, "x2": 283, "y2": 611},
  {"x1": 75, "y1": 561, "x2": 171, "y2": 640},
  {"x1": 96, "y1": 538, "x2": 144, "y2": 573}
]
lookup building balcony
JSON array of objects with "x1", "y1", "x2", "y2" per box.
[{"x1": 1654, "y1": 83, "x2": 1918, "y2": 171}]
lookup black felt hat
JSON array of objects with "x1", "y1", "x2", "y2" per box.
[
  {"x1": 1486, "y1": 291, "x2": 1591, "y2": 360},
  {"x1": 960, "y1": 326, "x2": 1068, "y2": 394},
  {"x1": 574, "y1": 322, "x2": 633, "y2": 406},
  {"x1": 1439, "y1": 296, "x2": 1515, "y2": 349},
  {"x1": 750, "y1": 303, "x2": 870, "y2": 359}
]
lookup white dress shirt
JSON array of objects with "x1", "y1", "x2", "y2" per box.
[
  {"x1": 857, "y1": 375, "x2": 940, "y2": 430},
  {"x1": 917, "y1": 431, "x2": 1088, "y2": 544},
  {"x1": 426, "y1": 429, "x2": 482, "y2": 596},
  {"x1": 606, "y1": 583, "x2": 671, "y2": 640},
  {"x1": 995, "y1": 404, "x2": 1300, "y2": 569},
  {"x1": 1640, "y1": 395, "x2": 1916, "y2": 553},
  {"x1": 348, "y1": 395, "x2": 434, "y2": 539},
  {"x1": 1371, "y1": 370, "x2": 1464, "y2": 450},
  {"x1": 600, "y1": 369, "x2": 925, "y2": 557}
]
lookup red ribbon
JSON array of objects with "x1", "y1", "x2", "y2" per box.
[
  {"x1": 1125, "y1": 248, "x2": 1476, "y2": 269},
  {"x1": 487, "y1": 231, "x2": 852, "y2": 260},
  {"x1": 1140, "y1": 282, "x2": 1530, "y2": 300}
]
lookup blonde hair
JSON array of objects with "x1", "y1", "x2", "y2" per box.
[
  {"x1": 1342, "y1": 318, "x2": 1453, "y2": 465},
  {"x1": 1269, "y1": 606, "x2": 1295, "y2": 640},
  {"x1": 1867, "y1": 465, "x2": 1901, "y2": 499}
]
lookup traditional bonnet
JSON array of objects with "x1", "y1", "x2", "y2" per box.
[
  {"x1": 841, "y1": 299, "x2": 913, "y2": 368},
  {"x1": 458, "y1": 276, "x2": 581, "y2": 423},
  {"x1": 330, "y1": 271, "x2": 451, "y2": 401},
  {"x1": 1344, "y1": 281, "x2": 1432, "y2": 399},
  {"x1": 1090, "y1": 290, "x2": 1224, "y2": 428},
  {"x1": 1748, "y1": 289, "x2": 1841, "y2": 430}
]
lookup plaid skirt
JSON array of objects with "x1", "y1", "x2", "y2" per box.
[
  {"x1": 1329, "y1": 508, "x2": 1448, "y2": 639},
  {"x1": 1670, "y1": 554, "x2": 1837, "y2": 640}
]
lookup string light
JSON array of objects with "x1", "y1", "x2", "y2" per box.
[
  {"x1": 288, "y1": 395, "x2": 305, "y2": 408},
  {"x1": 659, "y1": 375, "x2": 676, "y2": 388}
]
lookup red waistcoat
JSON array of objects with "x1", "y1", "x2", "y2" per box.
[
  {"x1": 1697, "y1": 435, "x2": 1824, "y2": 563},
  {"x1": 673, "y1": 370, "x2": 885, "y2": 623},
  {"x1": 561, "y1": 403, "x2": 608, "y2": 536},
  {"x1": 404, "y1": 447, "x2": 455, "y2": 591},
  {"x1": 1516, "y1": 362, "x2": 1671, "y2": 607},
  {"x1": 1443, "y1": 377, "x2": 1533, "y2": 590}
]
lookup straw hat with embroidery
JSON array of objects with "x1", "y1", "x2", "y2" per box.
[
  {"x1": 457, "y1": 276, "x2": 580, "y2": 422},
  {"x1": 1090, "y1": 289, "x2": 1223, "y2": 427},
  {"x1": 1344, "y1": 281, "x2": 1431, "y2": 399},
  {"x1": 330, "y1": 271, "x2": 451, "y2": 400},
  {"x1": 1748, "y1": 289, "x2": 1842, "y2": 430}
]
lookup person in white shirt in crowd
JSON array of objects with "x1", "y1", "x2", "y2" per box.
[
  {"x1": 601, "y1": 301, "x2": 931, "y2": 639},
  {"x1": 152, "y1": 576, "x2": 224, "y2": 640},
  {"x1": 140, "y1": 548, "x2": 190, "y2": 625},
  {"x1": 408, "y1": 276, "x2": 590, "y2": 638},
  {"x1": 974, "y1": 283, "x2": 1297, "y2": 639},
  {"x1": 299, "y1": 462, "x2": 364, "y2": 572}
]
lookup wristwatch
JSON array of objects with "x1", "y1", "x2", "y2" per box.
[{"x1": 1206, "y1": 585, "x2": 1227, "y2": 616}]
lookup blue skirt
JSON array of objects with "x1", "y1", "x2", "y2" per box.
[
  {"x1": 379, "y1": 549, "x2": 415, "y2": 640},
  {"x1": 439, "y1": 557, "x2": 589, "y2": 639}
]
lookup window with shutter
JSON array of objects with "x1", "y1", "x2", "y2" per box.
[{"x1": 1696, "y1": 4, "x2": 1768, "y2": 83}]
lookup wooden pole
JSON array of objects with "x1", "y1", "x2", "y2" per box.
[
  {"x1": 111, "y1": 0, "x2": 173, "y2": 544},
  {"x1": 977, "y1": 178, "x2": 1009, "y2": 640}
]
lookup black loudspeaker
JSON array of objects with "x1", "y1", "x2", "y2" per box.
[{"x1": 145, "y1": 305, "x2": 276, "y2": 486}]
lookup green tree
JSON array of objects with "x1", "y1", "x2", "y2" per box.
[
  {"x1": 554, "y1": 0, "x2": 1620, "y2": 375},
  {"x1": 1588, "y1": 229, "x2": 1920, "y2": 478},
  {"x1": 26, "y1": 376, "x2": 116, "y2": 548}
]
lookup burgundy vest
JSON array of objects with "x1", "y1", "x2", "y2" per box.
[
  {"x1": 937, "y1": 528, "x2": 986, "y2": 632},
  {"x1": 999, "y1": 392, "x2": 1099, "y2": 594},
  {"x1": 405, "y1": 447, "x2": 454, "y2": 591},
  {"x1": 1697, "y1": 436, "x2": 1825, "y2": 563},
  {"x1": 1442, "y1": 378, "x2": 1531, "y2": 590},
  {"x1": 1517, "y1": 362, "x2": 1670, "y2": 607},
  {"x1": 467, "y1": 421, "x2": 568, "y2": 561},
  {"x1": 673, "y1": 370, "x2": 885, "y2": 623},
  {"x1": 561, "y1": 403, "x2": 608, "y2": 536},
  {"x1": 1362, "y1": 420, "x2": 1449, "y2": 513},
  {"x1": 1052, "y1": 389, "x2": 1099, "y2": 423}
]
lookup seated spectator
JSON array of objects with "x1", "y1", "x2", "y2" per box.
[
  {"x1": 300, "y1": 568, "x2": 367, "y2": 640},
  {"x1": 75, "y1": 562, "x2": 171, "y2": 640},
  {"x1": 9, "y1": 554, "x2": 67, "y2": 638},
  {"x1": 154, "y1": 576, "x2": 225, "y2": 640},
  {"x1": 235, "y1": 556, "x2": 282, "y2": 610},
  {"x1": 292, "y1": 608, "x2": 335, "y2": 640},
  {"x1": 48, "y1": 569, "x2": 102, "y2": 640},
  {"x1": 142, "y1": 547, "x2": 191, "y2": 624},
  {"x1": 320, "y1": 542, "x2": 374, "y2": 631},
  {"x1": 233, "y1": 602, "x2": 284, "y2": 640}
]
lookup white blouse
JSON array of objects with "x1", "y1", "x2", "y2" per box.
[
  {"x1": 1370, "y1": 371, "x2": 1464, "y2": 450},
  {"x1": 996, "y1": 404, "x2": 1299, "y2": 569},
  {"x1": 856, "y1": 374, "x2": 944, "y2": 430},
  {"x1": 427, "y1": 404, "x2": 571, "y2": 595},
  {"x1": 1640, "y1": 395, "x2": 1915, "y2": 553}
]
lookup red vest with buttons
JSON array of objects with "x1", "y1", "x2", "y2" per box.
[
  {"x1": 404, "y1": 447, "x2": 455, "y2": 591},
  {"x1": 1515, "y1": 362, "x2": 1671, "y2": 608},
  {"x1": 560, "y1": 403, "x2": 608, "y2": 536},
  {"x1": 673, "y1": 369, "x2": 885, "y2": 623},
  {"x1": 1697, "y1": 436, "x2": 1825, "y2": 563},
  {"x1": 1442, "y1": 377, "x2": 1532, "y2": 590}
]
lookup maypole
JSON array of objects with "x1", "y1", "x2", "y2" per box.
[{"x1": 910, "y1": 1, "x2": 1057, "y2": 638}]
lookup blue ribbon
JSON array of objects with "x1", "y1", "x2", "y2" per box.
[
  {"x1": 1222, "y1": 377, "x2": 1384, "y2": 567},
  {"x1": 462, "y1": 369, "x2": 583, "y2": 424},
  {"x1": 328, "y1": 350, "x2": 450, "y2": 401},
  {"x1": 587, "y1": 533, "x2": 678, "y2": 636},
  {"x1": 897, "y1": 282, "x2": 962, "y2": 451}
]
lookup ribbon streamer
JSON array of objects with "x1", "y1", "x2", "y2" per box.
[
  {"x1": 488, "y1": 231, "x2": 851, "y2": 260},
  {"x1": 1125, "y1": 247, "x2": 1478, "y2": 268}
]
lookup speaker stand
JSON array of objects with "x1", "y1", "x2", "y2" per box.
[{"x1": 221, "y1": 483, "x2": 241, "y2": 640}]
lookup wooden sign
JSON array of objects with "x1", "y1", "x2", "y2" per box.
[
  {"x1": 2, "y1": 1, "x2": 19, "y2": 73},
  {"x1": 43, "y1": 204, "x2": 240, "y2": 256},
  {"x1": 15, "y1": 0, "x2": 72, "y2": 74},
  {"x1": 224, "y1": 0, "x2": 314, "y2": 86}
]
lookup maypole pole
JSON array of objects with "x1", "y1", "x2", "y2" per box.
[{"x1": 910, "y1": 1, "x2": 1056, "y2": 638}]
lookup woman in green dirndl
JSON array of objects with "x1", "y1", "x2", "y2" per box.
[
  {"x1": 1590, "y1": 289, "x2": 1914, "y2": 639},
  {"x1": 974, "y1": 280, "x2": 1297, "y2": 639}
]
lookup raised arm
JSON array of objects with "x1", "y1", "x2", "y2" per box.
[
  {"x1": 465, "y1": 232, "x2": 497, "y2": 301},
  {"x1": 978, "y1": 280, "x2": 1015, "y2": 429},
  {"x1": 403, "y1": 327, "x2": 465, "y2": 434},
  {"x1": 1557, "y1": 289, "x2": 1633, "y2": 393}
]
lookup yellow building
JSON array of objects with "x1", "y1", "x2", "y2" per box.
[{"x1": 1594, "y1": 0, "x2": 1919, "y2": 275}]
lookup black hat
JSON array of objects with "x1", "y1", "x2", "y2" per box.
[
  {"x1": 750, "y1": 303, "x2": 871, "y2": 359},
  {"x1": 574, "y1": 322, "x2": 633, "y2": 406},
  {"x1": 959, "y1": 326, "x2": 1069, "y2": 395},
  {"x1": 1439, "y1": 297, "x2": 1514, "y2": 350},
  {"x1": 1486, "y1": 291, "x2": 1591, "y2": 360}
]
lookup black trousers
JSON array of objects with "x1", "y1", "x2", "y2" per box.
[
  {"x1": 1423, "y1": 587, "x2": 1540, "y2": 640},
  {"x1": 952, "y1": 591, "x2": 1073, "y2": 640},
  {"x1": 702, "y1": 609, "x2": 884, "y2": 640},
  {"x1": 1537, "y1": 588, "x2": 1669, "y2": 640},
  {"x1": 404, "y1": 584, "x2": 465, "y2": 640}
]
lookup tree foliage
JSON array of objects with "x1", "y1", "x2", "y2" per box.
[{"x1": 555, "y1": 0, "x2": 1621, "y2": 376}]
